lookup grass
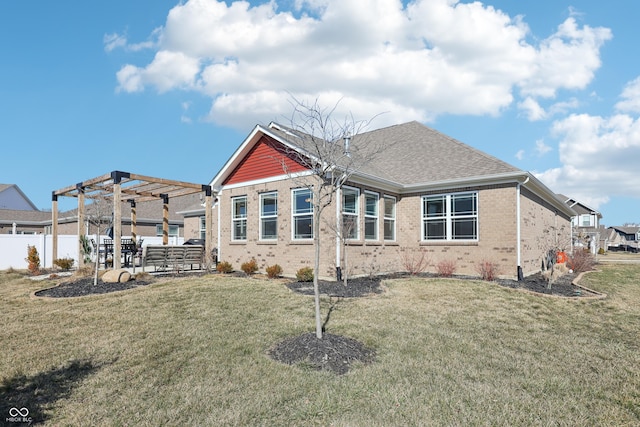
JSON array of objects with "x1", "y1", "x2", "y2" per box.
[{"x1": 1, "y1": 265, "x2": 639, "y2": 426}]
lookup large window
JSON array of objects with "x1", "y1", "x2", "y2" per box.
[
  {"x1": 260, "y1": 192, "x2": 278, "y2": 240},
  {"x1": 365, "y1": 191, "x2": 379, "y2": 240},
  {"x1": 232, "y1": 196, "x2": 247, "y2": 241},
  {"x1": 292, "y1": 188, "x2": 313, "y2": 239},
  {"x1": 342, "y1": 187, "x2": 360, "y2": 240},
  {"x1": 422, "y1": 192, "x2": 477, "y2": 241},
  {"x1": 384, "y1": 195, "x2": 396, "y2": 241}
]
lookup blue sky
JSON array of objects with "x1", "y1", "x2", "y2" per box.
[{"x1": 1, "y1": 0, "x2": 639, "y2": 226}]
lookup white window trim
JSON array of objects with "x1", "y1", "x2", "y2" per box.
[
  {"x1": 199, "y1": 216, "x2": 206, "y2": 240},
  {"x1": 231, "y1": 196, "x2": 247, "y2": 241},
  {"x1": 259, "y1": 191, "x2": 278, "y2": 240},
  {"x1": 342, "y1": 186, "x2": 360, "y2": 240},
  {"x1": 292, "y1": 188, "x2": 313, "y2": 240},
  {"x1": 421, "y1": 191, "x2": 478, "y2": 241},
  {"x1": 156, "y1": 224, "x2": 180, "y2": 237},
  {"x1": 384, "y1": 195, "x2": 396, "y2": 241},
  {"x1": 364, "y1": 191, "x2": 379, "y2": 241}
]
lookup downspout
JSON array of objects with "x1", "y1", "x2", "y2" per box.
[
  {"x1": 336, "y1": 187, "x2": 342, "y2": 281},
  {"x1": 516, "y1": 176, "x2": 529, "y2": 281},
  {"x1": 217, "y1": 190, "x2": 222, "y2": 261}
]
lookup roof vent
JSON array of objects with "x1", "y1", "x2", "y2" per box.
[{"x1": 343, "y1": 136, "x2": 351, "y2": 157}]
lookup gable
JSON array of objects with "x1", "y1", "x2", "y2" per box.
[
  {"x1": 223, "y1": 135, "x2": 308, "y2": 185},
  {"x1": 0, "y1": 184, "x2": 38, "y2": 211}
]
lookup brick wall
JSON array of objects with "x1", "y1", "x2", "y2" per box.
[{"x1": 210, "y1": 178, "x2": 540, "y2": 280}]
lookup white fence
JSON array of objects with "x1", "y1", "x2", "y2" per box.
[{"x1": 0, "y1": 235, "x2": 184, "y2": 270}]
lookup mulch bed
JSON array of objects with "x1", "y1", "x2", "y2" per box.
[
  {"x1": 285, "y1": 271, "x2": 592, "y2": 298},
  {"x1": 34, "y1": 276, "x2": 153, "y2": 298}
]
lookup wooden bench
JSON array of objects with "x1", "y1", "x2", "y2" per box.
[{"x1": 142, "y1": 245, "x2": 205, "y2": 272}]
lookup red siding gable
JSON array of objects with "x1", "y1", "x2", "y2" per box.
[{"x1": 223, "y1": 135, "x2": 309, "y2": 185}]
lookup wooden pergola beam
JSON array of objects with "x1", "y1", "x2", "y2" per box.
[{"x1": 51, "y1": 170, "x2": 213, "y2": 271}]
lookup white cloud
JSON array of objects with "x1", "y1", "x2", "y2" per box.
[
  {"x1": 535, "y1": 110, "x2": 640, "y2": 208},
  {"x1": 515, "y1": 149, "x2": 525, "y2": 160},
  {"x1": 535, "y1": 139, "x2": 552, "y2": 156},
  {"x1": 114, "y1": 0, "x2": 611, "y2": 129},
  {"x1": 615, "y1": 76, "x2": 640, "y2": 113},
  {"x1": 104, "y1": 33, "x2": 127, "y2": 52},
  {"x1": 518, "y1": 97, "x2": 547, "y2": 121}
]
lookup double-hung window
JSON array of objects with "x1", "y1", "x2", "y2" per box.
[
  {"x1": 260, "y1": 192, "x2": 278, "y2": 240},
  {"x1": 232, "y1": 196, "x2": 247, "y2": 241},
  {"x1": 384, "y1": 195, "x2": 396, "y2": 241},
  {"x1": 156, "y1": 225, "x2": 179, "y2": 237},
  {"x1": 292, "y1": 188, "x2": 313, "y2": 239},
  {"x1": 342, "y1": 186, "x2": 360, "y2": 239},
  {"x1": 365, "y1": 191, "x2": 379, "y2": 240},
  {"x1": 422, "y1": 192, "x2": 477, "y2": 241}
]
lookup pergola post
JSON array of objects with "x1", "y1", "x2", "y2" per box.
[
  {"x1": 129, "y1": 199, "x2": 137, "y2": 272},
  {"x1": 161, "y1": 194, "x2": 169, "y2": 245},
  {"x1": 112, "y1": 172, "x2": 123, "y2": 269},
  {"x1": 77, "y1": 184, "x2": 86, "y2": 267},
  {"x1": 52, "y1": 193, "x2": 58, "y2": 268}
]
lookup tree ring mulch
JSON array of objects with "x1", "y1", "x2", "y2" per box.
[{"x1": 269, "y1": 332, "x2": 375, "y2": 375}]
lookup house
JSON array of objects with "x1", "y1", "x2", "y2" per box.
[
  {"x1": 0, "y1": 183, "x2": 51, "y2": 234},
  {"x1": 183, "y1": 121, "x2": 575, "y2": 280},
  {"x1": 607, "y1": 226, "x2": 640, "y2": 252},
  {"x1": 558, "y1": 194, "x2": 604, "y2": 253}
]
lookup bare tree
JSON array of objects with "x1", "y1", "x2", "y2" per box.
[
  {"x1": 84, "y1": 196, "x2": 113, "y2": 286},
  {"x1": 278, "y1": 97, "x2": 386, "y2": 339}
]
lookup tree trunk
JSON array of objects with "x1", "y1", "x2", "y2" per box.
[{"x1": 313, "y1": 198, "x2": 323, "y2": 339}]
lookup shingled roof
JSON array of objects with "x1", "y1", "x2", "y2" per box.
[{"x1": 266, "y1": 120, "x2": 521, "y2": 187}]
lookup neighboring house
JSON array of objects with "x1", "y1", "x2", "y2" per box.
[
  {"x1": 0, "y1": 184, "x2": 39, "y2": 211},
  {"x1": 558, "y1": 194, "x2": 603, "y2": 253},
  {"x1": 607, "y1": 226, "x2": 640, "y2": 252},
  {"x1": 183, "y1": 121, "x2": 575, "y2": 280},
  {"x1": 0, "y1": 183, "x2": 50, "y2": 234}
]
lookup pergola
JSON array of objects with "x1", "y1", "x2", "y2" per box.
[{"x1": 52, "y1": 171, "x2": 213, "y2": 269}]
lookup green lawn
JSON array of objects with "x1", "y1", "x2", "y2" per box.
[{"x1": 1, "y1": 265, "x2": 639, "y2": 426}]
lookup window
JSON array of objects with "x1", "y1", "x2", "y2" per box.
[
  {"x1": 422, "y1": 192, "x2": 477, "y2": 241},
  {"x1": 232, "y1": 196, "x2": 247, "y2": 241},
  {"x1": 260, "y1": 192, "x2": 278, "y2": 240},
  {"x1": 199, "y1": 216, "x2": 206, "y2": 240},
  {"x1": 156, "y1": 225, "x2": 179, "y2": 237},
  {"x1": 342, "y1": 187, "x2": 360, "y2": 239},
  {"x1": 292, "y1": 188, "x2": 313, "y2": 239},
  {"x1": 581, "y1": 214, "x2": 591, "y2": 227},
  {"x1": 384, "y1": 195, "x2": 396, "y2": 241},
  {"x1": 365, "y1": 192, "x2": 379, "y2": 240}
]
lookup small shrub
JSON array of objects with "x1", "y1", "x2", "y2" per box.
[
  {"x1": 476, "y1": 259, "x2": 500, "y2": 281},
  {"x1": 568, "y1": 249, "x2": 596, "y2": 273},
  {"x1": 400, "y1": 248, "x2": 430, "y2": 275},
  {"x1": 73, "y1": 265, "x2": 94, "y2": 279},
  {"x1": 597, "y1": 247, "x2": 605, "y2": 255},
  {"x1": 436, "y1": 259, "x2": 457, "y2": 277},
  {"x1": 241, "y1": 259, "x2": 259, "y2": 275},
  {"x1": 296, "y1": 267, "x2": 314, "y2": 282},
  {"x1": 53, "y1": 257, "x2": 75, "y2": 271},
  {"x1": 216, "y1": 261, "x2": 233, "y2": 274},
  {"x1": 266, "y1": 264, "x2": 283, "y2": 279},
  {"x1": 25, "y1": 245, "x2": 41, "y2": 275}
]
